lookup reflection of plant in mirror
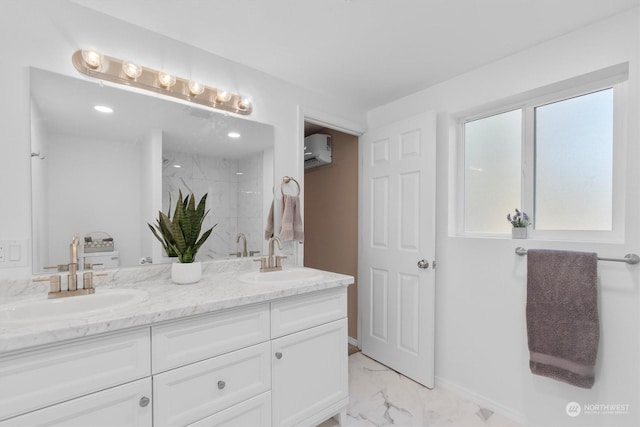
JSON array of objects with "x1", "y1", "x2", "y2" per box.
[{"x1": 148, "y1": 190, "x2": 215, "y2": 263}]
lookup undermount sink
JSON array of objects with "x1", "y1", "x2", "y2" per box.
[
  {"x1": 0, "y1": 289, "x2": 148, "y2": 323},
  {"x1": 239, "y1": 268, "x2": 323, "y2": 284}
]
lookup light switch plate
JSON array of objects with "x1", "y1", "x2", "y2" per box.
[{"x1": 0, "y1": 239, "x2": 28, "y2": 268}]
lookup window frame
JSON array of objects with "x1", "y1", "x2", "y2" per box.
[{"x1": 456, "y1": 67, "x2": 628, "y2": 242}]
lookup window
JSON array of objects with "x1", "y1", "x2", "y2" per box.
[
  {"x1": 534, "y1": 89, "x2": 613, "y2": 231},
  {"x1": 464, "y1": 109, "x2": 522, "y2": 233},
  {"x1": 459, "y1": 69, "x2": 626, "y2": 240}
]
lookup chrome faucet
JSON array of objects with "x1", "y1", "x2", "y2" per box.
[
  {"x1": 254, "y1": 236, "x2": 287, "y2": 272},
  {"x1": 237, "y1": 233, "x2": 248, "y2": 257},
  {"x1": 34, "y1": 234, "x2": 105, "y2": 299}
]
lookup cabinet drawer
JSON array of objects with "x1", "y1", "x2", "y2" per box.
[
  {"x1": 0, "y1": 378, "x2": 152, "y2": 427},
  {"x1": 154, "y1": 342, "x2": 271, "y2": 427},
  {"x1": 187, "y1": 392, "x2": 271, "y2": 427},
  {"x1": 0, "y1": 328, "x2": 150, "y2": 421},
  {"x1": 152, "y1": 303, "x2": 270, "y2": 373},
  {"x1": 271, "y1": 287, "x2": 347, "y2": 338}
]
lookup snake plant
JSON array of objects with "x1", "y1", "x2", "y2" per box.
[{"x1": 148, "y1": 190, "x2": 215, "y2": 263}]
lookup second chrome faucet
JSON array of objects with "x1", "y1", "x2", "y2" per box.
[{"x1": 254, "y1": 236, "x2": 287, "y2": 272}]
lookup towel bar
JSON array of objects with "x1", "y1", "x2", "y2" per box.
[{"x1": 515, "y1": 247, "x2": 640, "y2": 265}]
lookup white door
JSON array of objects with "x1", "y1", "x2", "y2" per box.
[{"x1": 359, "y1": 111, "x2": 436, "y2": 388}]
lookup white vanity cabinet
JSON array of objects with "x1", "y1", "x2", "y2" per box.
[
  {"x1": 152, "y1": 288, "x2": 349, "y2": 427},
  {"x1": 0, "y1": 284, "x2": 349, "y2": 427}
]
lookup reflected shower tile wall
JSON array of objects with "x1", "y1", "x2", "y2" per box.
[
  {"x1": 162, "y1": 151, "x2": 194, "y2": 179},
  {"x1": 193, "y1": 155, "x2": 237, "y2": 182},
  {"x1": 161, "y1": 150, "x2": 264, "y2": 259},
  {"x1": 162, "y1": 151, "x2": 240, "y2": 259},
  {"x1": 238, "y1": 152, "x2": 264, "y2": 254}
]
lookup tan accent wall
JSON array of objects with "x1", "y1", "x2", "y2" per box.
[{"x1": 304, "y1": 129, "x2": 358, "y2": 339}]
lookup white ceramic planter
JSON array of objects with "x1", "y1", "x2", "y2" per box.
[
  {"x1": 171, "y1": 261, "x2": 202, "y2": 285},
  {"x1": 512, "y1": 227, "x2": 528, "y2": 239}
]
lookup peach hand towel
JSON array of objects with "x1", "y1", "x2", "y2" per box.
[{"x1": 280, "y1": 194, "x2": 304, "y2": 242}]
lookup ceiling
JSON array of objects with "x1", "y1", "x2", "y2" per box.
[{"x1": 73, "y1": 0, "x2": 639, "y2": 111}]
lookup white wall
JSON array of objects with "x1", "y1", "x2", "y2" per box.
[
  {"x1": 0, "y1": 0, "x2": 365, "y2": 278},
  {"x1": 368, "y1": 9, "x2": 640, "y2": 427}
]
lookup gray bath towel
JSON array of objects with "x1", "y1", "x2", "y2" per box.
[{"x1": 526, "y1": 249, "x2": 599, "y2": 388}]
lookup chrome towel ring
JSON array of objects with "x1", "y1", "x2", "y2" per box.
[{"x1": 281, "y1": 176, "x2": 300, "y2": 197}]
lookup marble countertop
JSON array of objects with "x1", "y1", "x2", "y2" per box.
[{"x1": 0, "y1": 263, "x2": 353, "y2": 354}]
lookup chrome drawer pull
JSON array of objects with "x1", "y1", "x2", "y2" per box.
[
  {"x1": 275, "y1": 352, "x2": 283, "y2": 360},
  {"x1": 139, "y1": 396, "x2": 150, "y2": 407}
]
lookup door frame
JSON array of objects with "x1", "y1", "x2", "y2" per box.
[
  {"x1": 297, "y1": 105, "x2": 365, "y2": 267},
  {"x1": 297, "y1": 106, "x2": 364, "y2": 347}
]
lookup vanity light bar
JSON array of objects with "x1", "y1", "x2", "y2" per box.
[{"x1": 72, "y1": 49, "x2": 253, "y2": 115}]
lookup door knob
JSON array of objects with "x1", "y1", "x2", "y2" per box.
[
  {"x1": 417, "y1": 259, "x2": 429, "y2": 269},
  {"x1": 275, "y1": 352, "x2": 283, "y2": 359},
  {"x1": 139, "y1": 396, "x2": 150, "y2": 407},
  {"x1": 217, "y1": 380, "x2": 226, "y2": 390}
]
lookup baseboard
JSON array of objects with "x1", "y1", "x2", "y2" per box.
[
  {"x1": 348, "y1": 336, "x2": 359, "y2": 348},
  {"x1": 435, "y1": 376, "x2": 525, "y2": 425}
]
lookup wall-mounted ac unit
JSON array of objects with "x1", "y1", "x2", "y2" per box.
[{"x1": 304, "y1": 134, "x2": 332, "y2": 169}]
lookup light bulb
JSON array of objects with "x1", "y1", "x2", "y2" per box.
[
  {"x1": 188, "y1": 81, "x2": 205, "y2": 95},
  {"x1": 215, "y1": 90, "x2": 232, "y2": 103},
  {"x1": 158, "y1": 71, "x2": 176, "y2": 88},
  {"x1": 237, "y1": 97, "x2": 251, "y2": 111},
  {"x1": 228, "y1": 132, "x2": 241, "y2": 138},
  {"x1": 122, "y1": 61, "x2": 142, "y2": 79},
  {"x1": 81, "y1": 49, "x2": 103, "y2": 69}
]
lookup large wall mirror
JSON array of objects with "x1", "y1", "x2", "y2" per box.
[{"x1": 30, "y1": 68, "x2": 274, "y2": 274}]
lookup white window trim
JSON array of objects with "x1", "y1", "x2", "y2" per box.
[{"x1": 455, "y1": 64, "x2": 629, "y2": 242}]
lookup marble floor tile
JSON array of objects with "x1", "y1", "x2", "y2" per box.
[{"x1": 318, "y1": 352, "x2": 523, "y2": 427}]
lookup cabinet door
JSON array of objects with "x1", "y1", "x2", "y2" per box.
[
  {"x1": 0, "y1": 378, "x2": 152, "y2": 427},
  {"x1": 272, "y1": 318, "x2": 348, "y2": 427}
]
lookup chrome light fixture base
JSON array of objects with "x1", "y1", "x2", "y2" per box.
[{"x1": 72, "y1": 49, "x2": 252, "y2": 115}]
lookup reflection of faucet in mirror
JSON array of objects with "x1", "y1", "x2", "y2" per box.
[
  {"x1": 237, "y1": 233, "x2": 248, "y2": 257},
  {"x1": 68, "y1": 234, "x2": 79, "y2": 291}
]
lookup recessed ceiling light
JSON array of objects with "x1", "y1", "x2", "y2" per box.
[
  {"x1": 228, "y1": 132, "x2": 241, "y2": 138},
  {"x1": 94, "y1": 105, "x2": 114, "y2": 113},
  {"x1": 236, "y1": 172, "x2": 244, "y2": 175},
  {"x1": 173, "y1": 164, "x2": 182, "y2": 168}
]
